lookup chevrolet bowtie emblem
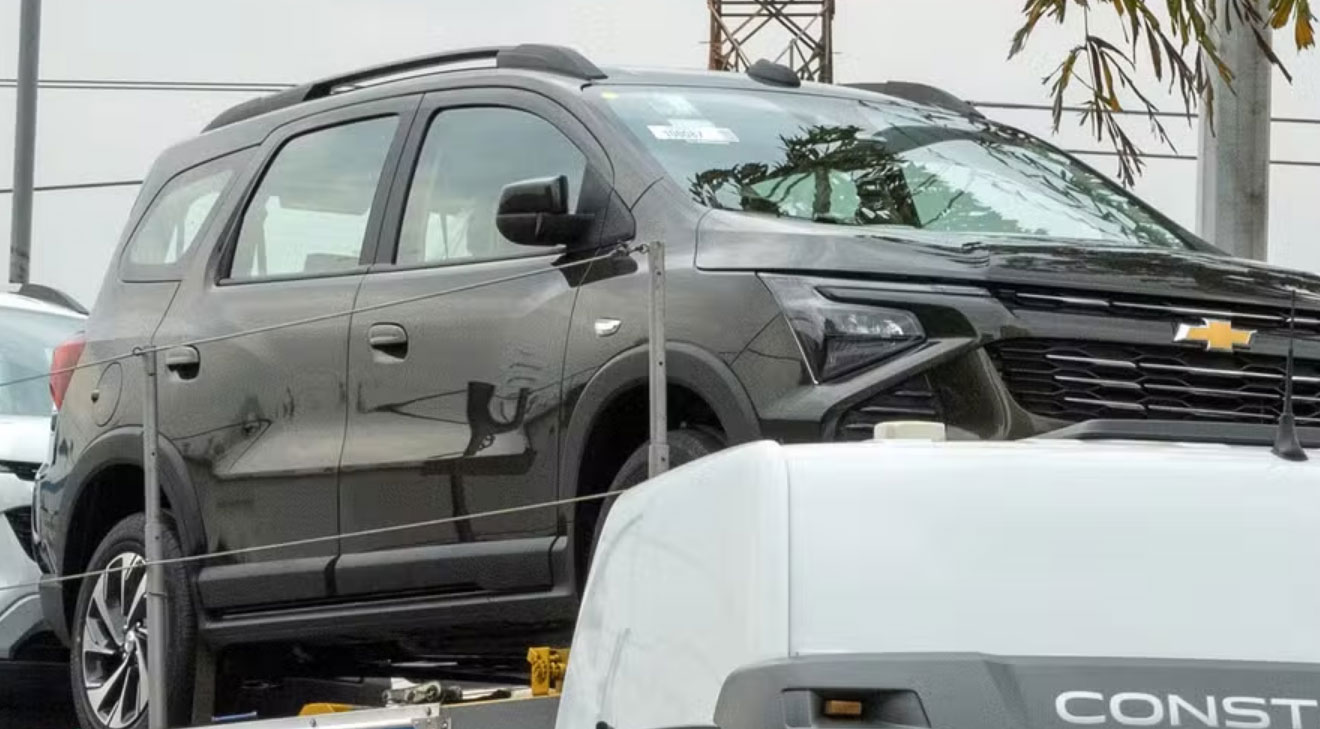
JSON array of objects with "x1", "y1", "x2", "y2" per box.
[{"x1": 1174, "y1": 318, "x2": 1256, "y2": 352}]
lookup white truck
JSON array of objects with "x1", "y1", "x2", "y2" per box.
[
  {"x1": 559, "y1": 437, "x2": 1320, "y2": 729},
  {"x1": 180, "y1": 434, "x2": 1319, "y2": 729}
]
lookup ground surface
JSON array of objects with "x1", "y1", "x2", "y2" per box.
[{"x1": 0, "y1": 660, "x2": 77, "y2": 728}]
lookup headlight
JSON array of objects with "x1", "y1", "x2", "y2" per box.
[{"x1": 763, "y1": 275, "x2": 925, "y2": 381}]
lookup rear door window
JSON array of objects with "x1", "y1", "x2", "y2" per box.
[{"x1": 227, "y1": 117, "x2": 397, "y2": 281}]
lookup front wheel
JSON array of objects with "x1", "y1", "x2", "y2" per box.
[
  {"x1": 70, "y1": 514, "x2": 196, "y2": 729},
  {"x1": 587, "y1": 428, "x2": 724, "y2": 563}
]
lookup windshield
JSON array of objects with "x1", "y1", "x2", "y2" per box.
[
  {"x1": 0, "y1": 308, "x2": 81, "y2": 417},
  {"x1": 597, "y1": 86, "x2": 1195, "y2": 249}
]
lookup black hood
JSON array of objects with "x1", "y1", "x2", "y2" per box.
[{"x1": 695, "y1": 210, "x2": 1320, "y2": 310}]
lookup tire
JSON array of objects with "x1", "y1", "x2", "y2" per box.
[
  {"x1": 587, "y1": 428, "x2": 724, "y2": 563},
  {"x1": 70, "y1": 514, "x2": 196, "y2": 729}
]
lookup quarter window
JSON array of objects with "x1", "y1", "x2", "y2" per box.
[
  {"x1": 229, "y1": 117, "x2": 397, "y2": 281},
  {"x1": 124, "y1": 155, "x2": 238, "y2": 272},
  {"x1": 397, "y1": 107, "x2": 587, "y2": 265}
]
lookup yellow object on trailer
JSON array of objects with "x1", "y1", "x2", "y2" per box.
[
  {"x1": 298, "y1": 703, "x2": 359, "y2": 716},
  {"x1": 526, "y1": 647, "x2": 570, "y2": 696}
]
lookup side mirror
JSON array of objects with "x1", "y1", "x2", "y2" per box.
[{"x1": 496, "y1": 175, "x2": 593, "y2": 247}]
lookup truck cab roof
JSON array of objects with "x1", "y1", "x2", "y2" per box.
[{"x1": 560, "y1": 438, "x2": 1320, "y2": 729}]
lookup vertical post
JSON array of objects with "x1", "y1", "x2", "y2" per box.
[
  {"x1": 141, "y1": 351, "x2": 168, "y2": 728},
  {"x1": 9, "y1": 0, "x2": 41, "y2": 284},
  {"x1": 647, "y1": 242, "x2": 669, "y2": 479},
  {"x1": 820, "y1": 0, "x2": 835, "y2": 83},
  {"x1": 1196, "y1": 2, "x2": 1271, "y2": 261},
  {"x1": 708, "y1": 0, "x2": 725, "y2": 72}
]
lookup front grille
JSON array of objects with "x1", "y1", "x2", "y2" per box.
[
  {"x1": 4, "y1": 506, "x2": 35, "y2": 562},
  {"x1": 997, "y1": 289, "x2": 1320, "y2": 338},
  {"x1": 990, "y1": 339, "x2": 1320, "y2": 426},
  {"x1": 835, "y1": 375, "x2": 941, "y2": 441}
]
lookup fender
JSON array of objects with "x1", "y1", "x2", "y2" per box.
[
  {"x1": 59, "y1": 426, "x2": 206, "y2": 568},
  {"x1": 559, "y1": 340, "x2": 761, "y2": 500}
]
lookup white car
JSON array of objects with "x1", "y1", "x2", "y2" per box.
[
  {"x1": 0, "y1": 286, "x2": 84, "y2": 662},
  {"x1": 559, "y1": 434, "x2": 1320, "y2": 729}
]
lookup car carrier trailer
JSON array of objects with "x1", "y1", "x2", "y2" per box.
[
  {"x1": 196, "y1": 695, "x2": 560, "y2": 729},
  {"x1": 172, "y1": 421, "x2": 1320, "y2": 729}
]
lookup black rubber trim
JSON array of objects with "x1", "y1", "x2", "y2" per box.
[
  {"x1": 1038, "y1": 419, "x2": 1320, "y2": 448},
  {"x1": 37, "y1": 579, "x2": 68, "y2": 645},
  {"x1": 201, "y1": 586, "x2": 578, "y2": 646},
  {"x1": 334, "y1": 536, "x2": 554, "y2": 596},
  {"x1": 197, "y1": 556, "x2": 335, "y2": 610}
]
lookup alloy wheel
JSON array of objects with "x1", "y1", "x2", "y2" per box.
[{"x1": 80, "y1": 551, "x2": 149, "y2": 728}]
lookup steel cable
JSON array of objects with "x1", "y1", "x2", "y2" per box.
[
  {"x1": 0, "y1": 242, "x2": 642, "y2": 393},
  {"x1": 0, "y1": 490, "x2": 624, "y2": 595},
  {"x1": 0, "y1": 243, "x2": 641, "y2": 594}
]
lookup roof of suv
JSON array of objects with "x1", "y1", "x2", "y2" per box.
[{"x1": 196, "y1": 43, "x2": 971, "y2": 145}]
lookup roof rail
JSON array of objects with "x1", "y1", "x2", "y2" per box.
[
  {"x1": 497, "y1": 44, "x2": 606, "y2": 81},
  {"x1": 203, "y1": 44, "x2": 606, "y2": 132},
  {"x1": 5, "y1": 283, "x2": 88, "y2": 314},
  {"x1": 845, "y1": 81, "x2": 984, "y2": 120}
]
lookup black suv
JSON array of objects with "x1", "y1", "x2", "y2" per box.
[{"x1": 35, "y1": 44, "x2": 1320, "y2": 727}]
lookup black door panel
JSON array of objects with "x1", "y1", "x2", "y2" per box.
[
  {"x1": 338, "y1": 89, "x2": 612, "y2": 590},
  {"x1": 158, "y1": 276, "x2": 362, "y2": 568},
  {"x1": 340, "y1": 257, "x2": 574, "y2": 550},
  {"x1": 156, "y1": 97, "x2": 419, "y2": 609}
]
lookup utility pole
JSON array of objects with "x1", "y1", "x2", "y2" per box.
[
  {"x1": 1196, "y1": 3, "x2": 1272, "y2": 261},
  {"x1": 9, "y1": 0, "x2": 41, "y2": 284}
]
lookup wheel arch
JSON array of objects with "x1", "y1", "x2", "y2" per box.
[
  {"x1": 560, "y1": 340, "x2": 761, "y2": 500},
  {"x1": 57, "y1": 427, "x2": 205, "y2": 622}
]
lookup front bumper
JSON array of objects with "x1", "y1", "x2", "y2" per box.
[{"x1": 737, "y1": 276, "x2": 1320, "y2": 443}]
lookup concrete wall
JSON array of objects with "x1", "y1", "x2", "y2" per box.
[{"x1": 2, "y1": 0, "x2": 1318, "y2": 306}]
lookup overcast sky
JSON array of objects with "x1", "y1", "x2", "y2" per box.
[{"x1": 2, "y1": 0, "x2": 1319, "y2": 304}]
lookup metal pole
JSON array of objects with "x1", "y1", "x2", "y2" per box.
[
  {"x1": 8, "y1": 0, "x2": 41, "y2": 284},
  {"x1": 141, "y1": 351, "x2": 168, "y2": 728},
  {"x1": 1196, "y1": 1, "x2": 1271, "y2": 261},
  {"x1": 647, "y1": 242, "x2": 669, "y2": 478}
]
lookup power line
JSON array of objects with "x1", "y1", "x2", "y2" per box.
[
  {"x1": 0, "y1": 489, "x2": 626, "y2": 595},
  {"x1": 12, "y1": 149, "x2": 1320, "y2": 202},
  {"x1": 0, "y1": 77, "x2": 293, "y2": 93},
  {"x1": 0, "y1": 179, "x2": 142, "y2": 195},
  {"x1": 973, "y1": 100, "x2": 1320, "y2": 127},
  {"x1": 1068, "y1": 148, "x2": 1320, "y2": 168},
  {"x1": 0, "y1": 243, "x2": 638, "y2": 394}
]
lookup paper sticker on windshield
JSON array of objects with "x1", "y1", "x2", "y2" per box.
[{"x1": 648, "y1": 120, "x2": 739, "y2": 144}]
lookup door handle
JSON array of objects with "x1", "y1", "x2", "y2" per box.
[
  {"x1": 164, "y1": 345, "x2": 201, "y2": 379},
  {"x1": 368, "y1": 323, "x2": 409, "y2": 360}
]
